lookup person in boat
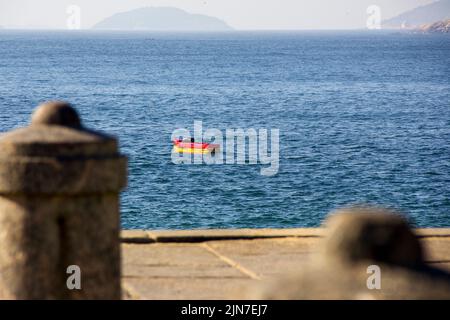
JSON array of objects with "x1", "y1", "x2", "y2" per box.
[
  {"x1": 179, "y1": 137, "x2": 196, "y2": 149},
  {"x1": 181, "y1": 137, "x2": 195, "y2": 143}
]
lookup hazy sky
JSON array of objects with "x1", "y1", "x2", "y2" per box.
[{"x1": 0, "y1": 0, "x2": 436, "y2": 30}]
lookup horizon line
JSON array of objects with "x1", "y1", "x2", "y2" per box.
[{"x1": 0, "y1": 28, "x2": 412, "y2": 32}]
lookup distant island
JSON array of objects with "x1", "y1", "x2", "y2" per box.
[
  {"x1": 93, "y1": 7, "x2": 233, "y2": 31},
  {"x1": 383, "y1": 0, "x2": 450, "y2": 29},
  {"x1": 417, "y1": 19, "x2": 450, "y2": 33}
]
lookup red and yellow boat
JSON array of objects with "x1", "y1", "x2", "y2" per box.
[{"x1": 173, "y1": 139, "x2": 220, "y2": 155}]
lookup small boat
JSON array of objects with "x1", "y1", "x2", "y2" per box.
[{"x1": 173, "y1": 139, "x2": 220, "y2": 155}]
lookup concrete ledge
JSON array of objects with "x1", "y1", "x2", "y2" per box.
[
  {"x1": 121, "y1": 230, "x2": 154, "y2": 243},
  {"x1": 414, "y1": 228, "x2": 450, "y2": 237},
  {"x1": 121, "y1": 228, "x2": 450, "y2": 244},
  {"x1": 122, "y1": 228, "x2": 323, "y2": 243}
]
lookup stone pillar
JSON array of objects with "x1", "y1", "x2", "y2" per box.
[
  {"x1": 0, "y1": 101, "x2": 127, "y2": 299},
  {"x1": 251, "y1": 207, "x2": 450, "y2": 299}
]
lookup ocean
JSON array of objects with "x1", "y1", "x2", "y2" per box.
[{"x1": 0, "y1": 30, "x2": 449, "y2": 229}]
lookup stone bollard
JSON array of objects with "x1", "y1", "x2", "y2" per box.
[
  {"x1": 320, "y1": 207, "x2": 424, "y2": 268},
  {"x1": 250, "y1": 207, "x2": 450, "y2": 299},
  {"x1": 0, "y1": 101, "x2": 127, "y2": 299}
]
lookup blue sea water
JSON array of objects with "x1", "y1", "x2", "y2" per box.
[{"x1": 0, "y1": 30, "x2": 449, "y2": 229}]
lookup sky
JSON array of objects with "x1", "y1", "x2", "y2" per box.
[{"x1": 0, "y1": 0, "x2": 436, "y2": 30}]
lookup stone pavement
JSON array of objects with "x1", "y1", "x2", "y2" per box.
[{"x1": 120, "y1": 228, "x2": 450, "y2": 300}]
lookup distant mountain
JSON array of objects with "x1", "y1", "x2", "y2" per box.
[
  {"x1": 417, "y1": 19, "x2": 450, "y2": 33},
  {"x1": 93, "y1": 7, "x2": 233, "y2": 31},
  {"x1": 383, "y1": 0, "x2": 450, "y2": 29}
]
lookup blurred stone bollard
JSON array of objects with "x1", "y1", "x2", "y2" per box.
[
  {"x1": 0, "y1": 101, "x2": 127, "y2": 299},
  {"x1": 250, "y1": 207, "x2": 450, "y2": 299},
  {"x1": 320, "y1": 207, "x2": 424, "y2": 268}
]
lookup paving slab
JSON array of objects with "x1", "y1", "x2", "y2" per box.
[
  {"x1": 121, "y1": 228, "x2": 450, "y2": 300},
  {"x1": 123, "y1": 277, "x2": 258, "y2": 300},
  {"x1": 122, "y1": 243, "x2": 245, "y2": 279},
  {"x1": 421, "y1": 238, "x2": 450, "y2": 263},
  {"x1": 206, "y1": 238, "x2": 319, "y2": 279}
]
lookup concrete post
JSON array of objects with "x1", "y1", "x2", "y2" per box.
[
  {"x1": 252, "y1": 207, "x2": 450, "y2": 299},
  {"x1": 0, "y1": 101, "x2": 127, "y2": 299}
]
